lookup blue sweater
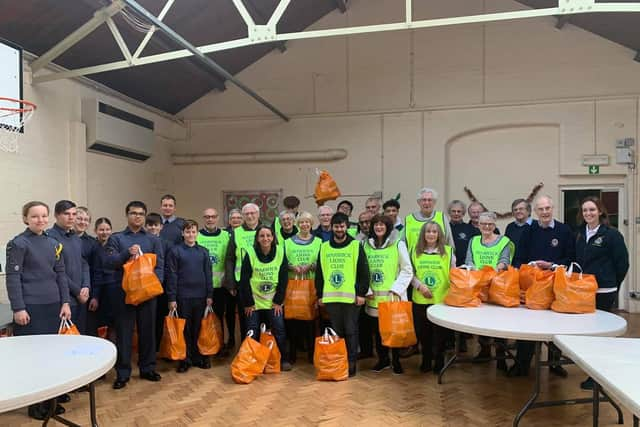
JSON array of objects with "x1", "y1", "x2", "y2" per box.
[
  {"x1": 514, "y1": 220, "x2": 575, "y2": 267},
  {"x1": 91, "y1": 243, "x2": 119, "y2": 300},
  {"x1": 47, "y1": 224, "x2": 90, "y2": 305},
  {"x1": 5, "y1": 229, "x2": 70, "y2": 311},
  {"x1": 160, "y1": 217, "x2": 185, "y2": 246},
  {"x1": 575, "y1": 224, "x2": 629, "y2": 289},
  {"x1": 166, "y1": 243, "x2": 213, "y2": 301},
  {"x1": 450, "y1": 221, "x2": 479, "y2": 267},
  {"x1": 105, "y1": 227, "x2": 165, "y2": 284}
]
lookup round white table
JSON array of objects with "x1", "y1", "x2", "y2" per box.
[
  {"x1": 0, "y1": 334, "x2": 116, "y2": 426},
  {"x1": 427, "y1": 304, "x2": 628, "y2": 427}
]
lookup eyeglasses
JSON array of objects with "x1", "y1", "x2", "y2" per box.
[
  {"x1": 203, "y1": 215, "x2": 218, "y2": 219},
  {"x1": 127, "y1": 211, "x2": 146, "y2": 217},
  {"x1": 479, "y1": 222, "x2": 495, "y2": 227}
]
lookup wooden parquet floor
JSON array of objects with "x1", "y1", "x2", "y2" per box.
[{"x1": 2, "y1": 313, "x2": 638, "y2": 427}]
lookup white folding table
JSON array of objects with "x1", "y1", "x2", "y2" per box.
[
  {"x1": 0, "y1": 334, "x2": 116, "y2": 426},
  {"x1": 427, "y1": 304, "x2": 628, "y2": 427},
  {"x1": 554, "y1": 335, "x2": 640, "y2": 427}
]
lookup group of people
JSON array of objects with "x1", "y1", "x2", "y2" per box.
[{"x1": 5, "y1": 187, "x2": 629, "y2": 419}]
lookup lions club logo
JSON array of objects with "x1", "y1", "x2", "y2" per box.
[
  {"x1": 330, "y1": 272, "x2": 345, "y2": 288},
  {"x1": 259, "y1": 282, "x2": 274, "y2": 293},
  {"x1": 551, "y1": 238, "x2": 559, "y2": 247},
  {"x1": 458, "y1": 232, "x2": 467, "y2": 240},
  {"x1": 593, "y1": 237, "x2": 603, "y2": 246},
  {"x1": 371, "y1": 270, "x2": 384, "y2": 285},
  {"x1": 210, "y1": 254, "x2": 219, "y2": 265},
  {"x1": 423, "y1": 275, "x2": 437, "y2": 289}
]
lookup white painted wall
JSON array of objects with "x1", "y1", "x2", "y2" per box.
[{"x1": 175, "y1": 0, "x2": 640, "y2": 311}]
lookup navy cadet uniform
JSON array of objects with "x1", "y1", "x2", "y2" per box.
[
  {"x1": 160, "y1": 216, "x2": 185, "y2": 246},
  {"x1": 91, "y1": 242, "x2": 119, "y2": 330},
  {"x1": 166, "y1": 242, "x2": 213, "y2": 367},
  {"x1": 80, "y1": 233, "x2": 103, "y2": 336},
  {"x1": 106, "y1": 227, "x2": 164, "y2": 381},
  {"x1": 48, "y1": 224, "x2": 90, "y2": 334}
]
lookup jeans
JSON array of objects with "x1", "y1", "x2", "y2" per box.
[{"x1": 245, "y1": 308, "x2": 287, "y2": 361}]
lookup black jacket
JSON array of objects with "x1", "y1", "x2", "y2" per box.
[{"x1": 575, "y1": 223, "x2": 629, "y2": 289}]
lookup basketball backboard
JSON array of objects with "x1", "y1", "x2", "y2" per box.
[{"x1": 0, "y1": 39, "x2": 23, "y2": 130}]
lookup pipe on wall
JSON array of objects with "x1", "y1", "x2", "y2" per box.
[{"x1": 172, "y1": 149, "x2": 348, "y2": 165}]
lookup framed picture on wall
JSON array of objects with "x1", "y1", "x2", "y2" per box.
[{"x1": 222, "y1": 189, "x2": 283, "y2": 227}]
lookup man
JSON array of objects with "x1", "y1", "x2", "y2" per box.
[
  {"x1": 75, "y1": 207, "x2": 101, "y2": 337},
  {"x1": 197, "y1": 208, "x2": 232, "y2": 355},
  {"x1": 448, "y1": 200, "x2": 479, "y2": 267},
  {"x1": 106, "y1": 201, "x2": 164, "y2": 389},
  {"x1": 354, "y1": 211, "x2": 372, "y2": 242},
  {"x1": 315, "y1": 213, "x2": 370, "y2": 377},
  {"x1": 365, "y1": 197, "x2": 382, "y2": 216},
  {"x1": 505, "y1": 198, "x2": 532, "y2": 249},
  {"x1": 48, "y1": 200, "x2": 90, "y2": 334},
  {"x1": 273, "y1": 195, "x2": 300, "y2": 236},
  {"x1": 145, "y1": 213, "x2": 171, "y2": 352},
  {"x1": 513, "y1": 195, "x2": 576, "y2": 377},
  {"x1": 313, "y1": 205, "x2": 334, "y2": 242},
  {"x1": 404, "y1": 188, "x2": 455, "y2": 251},
  {"x1": 383, "y1": 199, "x2": 403, "y2": 232},
  {"x1": 223, "y1": 202, "x2": 261, "y2": 343},
  {"x1": 159, "y1": 194, "x2": 185, "y2": 246},
  {"x1": 468, "y1": 201, "x2": 500, "y2": 234},
  {"x1": 337, "y1": 200, "x2": 358, "y2": 237}
]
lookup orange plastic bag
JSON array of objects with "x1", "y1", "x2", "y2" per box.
[
  {"x1": 478, "y1": 266, "x2": 495, "y2": 302},
  {"x1": 97, "y1": 326, "x2": 109, "y2": 339},
  {"x1": 313, "y1": 328, "x2": 348, "y2": 381},
  {"x1": 159, "y1": 308, "x2": 186, "y2": 360},
  {"x1": 284, "y1": 276, "x2": 317, "y2": 320},
  {"x1": 198, "y1": 306, "x2": 223, "y2": 356},
  {"x1": 260, "y1": 324, "x2": 281, "y2": 374},
  {"x1": 314, "y1": 170, "x2": 341, "y2": 206},
  {"x1": 231, "y1": 331, "x2": 271, "y2": 384},
  {"x1": 444, "y1": 266, "x2": 487, "y2": 307},
  {"x1": 551, "y1": 263, "x2": 598, "y2": 314},
  {"x1": 489, "y1": 266, "x2": 520, "y2": 307},
  {"x1": 58, "y1": 319, "x2": 80, "y2": 335},
  {"x1": 378, "y1": 297, "x2": 417, "y2": 348},
  {"x1": 525, "y1": 267, "x2": 555, "y2": 310},
  {"x1": 122, "y1": 251, "x2": 163, "y2": 306}
]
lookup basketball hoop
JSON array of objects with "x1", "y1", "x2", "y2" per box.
[{"x1": 0, "y1": 97, "x2": 36, "y2": 153}]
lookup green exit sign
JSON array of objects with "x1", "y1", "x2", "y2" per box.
[{"x1": 588, "y1": 165, "x2": 600, "y2": 175}]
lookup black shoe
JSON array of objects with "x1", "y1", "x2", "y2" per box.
[
  {"x1": 57, "y1": 393, "x2": 71, "y2": 403},
  {"x1": 140, "y1": 371, "x2": 162, "y2": 382},
  {"x1": 420, "y1": 359, "x2": 432, "y2": 373},
  {"x1": 507, "y1": 365, "x2": 528, "y2": 377},
  {"x1": 392, "y1": 361, "x2": 404, "y2": 375},
  {"x1": 281, "y1": 361, "x2": 293, "y2": 372},
  {"x1": 177, "y1": 362, "x2": 190, "y2": 373},
  {"x1": 28, "y1": 404, "x2": 48, "y2": 421},
  {"x1": 580, "y1": 377, "x2": 594, "y2": 390},
  {"x1": 549, "y1": 365, "x2": 568, "y2": 378},
  {"x1": 112, "y1": 378, "x2": 129, "y2": 389},
  {"x1": 399, "y1": 345, "x2": 418, "y2": 358},
  {"x1": 55, "y1": 404, "x2": 65, "y2": 415},
  {"x1": 357, "y1": 352, "x2": 373, "y2": 360},
  {"x1": 348, "y1": 364, "x2": 357, "y2": 377},
  {"x1": 371, "y1": 360, "x2": 390, "y2": 372},
  {"x1": 198, "y1": 359, "x2": 211, "y2": 369}
]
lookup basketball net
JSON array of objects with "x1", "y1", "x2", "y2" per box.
[{"x1": 0, "y1": 97, "x2": 36, "y2": 153}]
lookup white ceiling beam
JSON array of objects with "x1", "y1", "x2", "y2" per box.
[
  {"x1": 106, "y1": 17, "x2": 133, "y2": 64},
  {"x1": 132, "y1": 0, "x2": 175, "y2": 60},
  {"x1": 33, "y1": 2, "x2": 640, "y2": 84},
  {"x1": 232, "y1": 0, "x2": 255, "y2": 28},
  {"x1": 267, "y1": 0, "x2": 291, "y2": 28},
  {"x1": 30, "y1": 0, "x2": 125, "y2": 72},
  {"x1": 406, "y1": 0, "x2": 412, "y2": 24}
]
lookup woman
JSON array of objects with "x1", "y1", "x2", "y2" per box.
[
  {"x1": 226, "y1": 208, "x2": 243, "y2": 233},
  {"x1": 465, "y1": 211, "x2": 514, "y2": 369},
  {"x1": 5, "y1": 201, "x2": 72, "y2": 420},
  {"x1": 411, "y1": 221, "x2": 455, "y2": 373},
  {"x1": 575, "y1": 196, "x2": 629, "y2": 390},
  {"x1": 277, "y1": 210, "x2": 299, "y2": 241},
  {"x1": 239, "y1": 225, "x2": 291, "y2": 370},
  {"x1": 363, "y1": 214, "x2": 412, "y2": 374},
  {"x1": 283, "y1": 211, "x2": 322, "y2": 364},
  {"x1": 87, "y1": 218, "x2": 118, "y2": 342}
]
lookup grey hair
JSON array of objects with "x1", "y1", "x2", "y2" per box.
[
  {"x1": 447, "y1": 199, "x2": 466, "y2": 212},
  {"x1": 417, "y1": 187, "x2": 438, "y2": 200},
  {"x1": 241, "y1": 203, "x2": 259, "y2": 214},
  {"x1": 318, "y1": 205, "x2": 334, "y2": 214},
  {"x1": 534, "y1": 195, "x2": 554, "y2": 208},
  {"x1": 279, "y1": 210, "x2": 295, "y2": 220},
  {"x1": 228, "y1": 208, "x2": 241, "y2": 219},
  {"x1": 479, "y1": 211, "x2": 497, "y2": 223}
]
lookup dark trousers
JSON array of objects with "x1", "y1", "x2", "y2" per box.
[
  {"x1": 368, "y1": 313, "x2": 400, "y2": 363},
  {"x1": 177, "y1": 297, "x2": 207, "y2": 365},
  {"x1": 212, "y1": 287, "x2": 235, "y2": 344},
  {"x1": 155, "y1": 290, "x2": 169, "y2": 352},
  {"x1": 113, "y1": 287, "x2": 157, "y2": 380},
  {"x1": 516, "y1": 292, "x2": 619, "y2": 370},
  {"x1": 86, "y1": 284, "x2": 120, "y2": 337},
  {"x1": 70, "y1": 302, "x2": 87, "y2": 335},
  {"x1": 13, "y1": 303, "x2": 60, "y2": 336},
  {"x1": 413, "y1": 303, "x2": 445, "y2": 363},
  {"x1": 325, "y1": 303, "x2": 360, "y2": 365},
  {"x1": 246, "y1": 308, "x2": 287, "y2": 361},
  {"x1": 285, "y1": 319, "x2": 315, "y2": 363},
  {"x1": 358, "y1": 306, "x2": 373, "y2": 356},
  {"x1": 225, "y1": 290, "x2": 246, "y2": 345}
]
